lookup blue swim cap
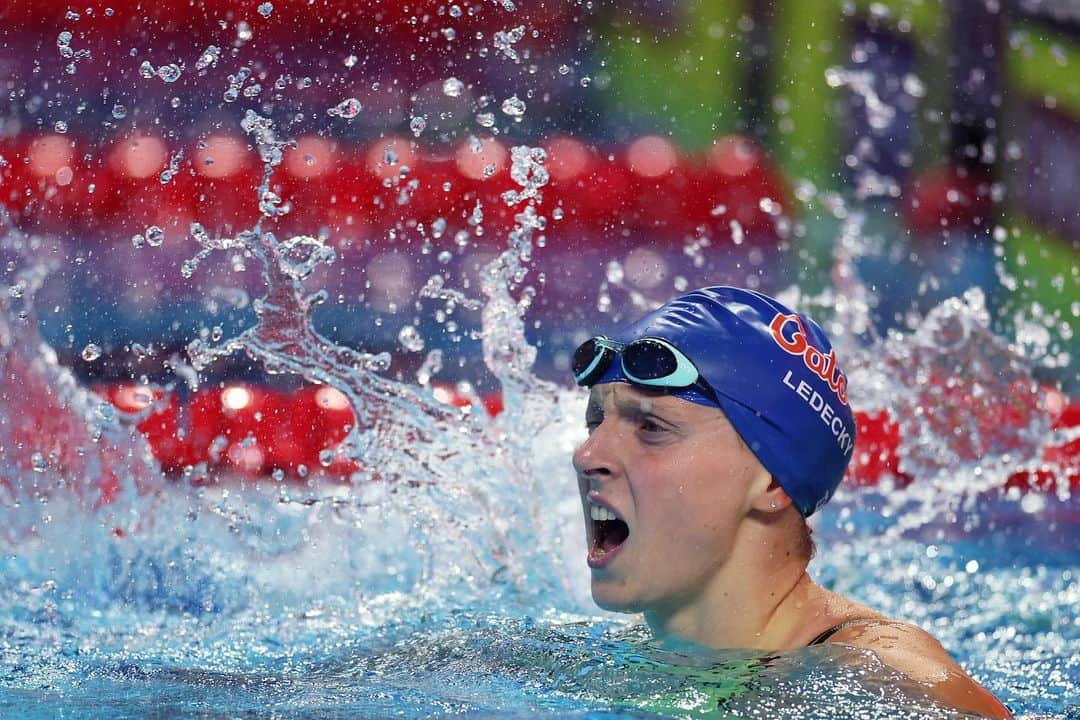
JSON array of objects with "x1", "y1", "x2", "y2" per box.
[{"x1": 592, "y1": 286, "x2": 856, "y2": 516}]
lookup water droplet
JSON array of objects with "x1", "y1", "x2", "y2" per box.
[
  {"x1": 53, "y1": 120, "x2": 68, "y2": 134},
  {"x1": 431, "y1": 217, "x2": 447, "y2": 239},
  {"x1": 257, "y1": 2, "x2": 273, "y2": 18},
  {"x1": 500, "y1": 95, "x2": 526, "y2": 119},
  {"x1": 81, "y1": 343, "x2": 102, "y2": 361},
  {"x1": 605, "y1": 261, "x2": 624, "y2": 284},
  {"x1": 449, "y1": 4, "x2": 462, "y2": 17},
  {"x1": 758, "y1": 197, "x2": 781, "y2": 215},
  {"x1": 730, "y1": 220, "x2": 745, "y2": 246},
  {"x1": 502, "y1": 145, "x2": 549, "y2": 206},
  {"x1": 437, "y1": 250, "x2": 453, "y2": 264},
  {"x1": 190, "y1": 223, "x2": 210, "y2": 244},
  {"x1": 551, "y1": 207, "x2": 564, "y2": 220},
  {"x1": 111, "y1": 103, "x2": 128, "y2": 119},
  {"x1": 1050, "y1": 43, "x2": 1067, "y2": 66},
  {"x1": 579, "y1": 76, "x2": 592, "y2": 88},
  {"x1": 138, "y1": 60, "x2": 155, "y2": 78},
  {"x1": 442, "y1": 77, "x2": 465, "y2": 97},
  {"x1": 398, "y1": 325, "x2": 425, "y2": 352},
  {"x1": 31, "y1": 452, "x2": 47, "y2": 473},
  {"x1": 271, "y1": 467, "x2": 285, "y2": 481},
  {"x1": 1020, "y1": 492, "x2": 1046, "y2": 514},
  {"x1": 902, "y1": 73, "x2": 926, "y2": 98},
  {"x1": 793, "y1": 180, "x2": 817, "y2": 204},
  {"x1": 319, "y1": 449, "x2": 335, "y2": 467},
  {"x1": 156, "y1": 63, "x2": 182, "y2": 83},
  {"x1": 475, "y1": 112, "x2": 495, "y2": 128},
  {"x1": 194, "y1": 46, "x2": 220, "y2": 72},
  {"x1": 558, "y1": 64, "x2": 570, "y2": 75},
  {"x1": 236, "y1": 21, "x2": 253, "y2": 42},
  {"x1": 327, "y1": 98, "x2": 362, "y2": 119},
  {"x1": 57, "y1": 31, "x2": 72, "y2": 47},
  {"x1": 493, "y1": 25, "x2": 526, "y2": 62},
  {"x1": 344, "y1": 54, "x2": 358, "y2": 68},
  {"x1": 131, "y1": 233, "x2": 145, "y2": 248},
  {"x1": 145, "y1": 225, "x2": 165, "y2": 247},
  {"x1": 410, "y1": 115, "x2": 427, "y2": 137}
]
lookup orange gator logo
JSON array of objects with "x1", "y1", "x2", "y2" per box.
[{"x1": 769, "y1": 313, "x2": 849, "y2": 406}]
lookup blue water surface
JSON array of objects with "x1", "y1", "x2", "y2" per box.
[{"x1": 1, "y1": 485, "x2": 1076, "y2": 719}]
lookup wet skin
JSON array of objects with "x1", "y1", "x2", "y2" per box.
[
  {"x1": 572, "y1": 382, "x2": 1012, "y2": 719},
  {"x1": 573, "y1": 383, "x2": 773, "y2": 627}
]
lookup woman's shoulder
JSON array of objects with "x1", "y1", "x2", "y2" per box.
[
  {"x1": 823, "y1": 617, "x2": 1012, "y2": 718},
  {"x1": 823, "y1": 616, "x2": 955, "y2": 672}
]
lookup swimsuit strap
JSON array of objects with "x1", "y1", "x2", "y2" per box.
[{"x1": 806, "y1": 617, "x2": 879, "y2": 646}]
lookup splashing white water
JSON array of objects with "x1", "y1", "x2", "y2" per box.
[
  {"x1": 170, "y1": 111, "x2": 582, "y2": 608},
  {"x1": 787, "y1": 206, "x2": 1071, "y2": 536},
  {"x1": 0, "y1": 221, "x2": 163, "y2": 543}
]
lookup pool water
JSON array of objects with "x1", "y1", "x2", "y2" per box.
[
  {"x1": 0, "y1": 256, "x2": 1076, "y2": 719},
  {"x1": 1, "y1": 487, "x2": 1076, "y2": 719},
  {"x1": 1, "y1": 65, "x2": 1077, "y2": 720}
]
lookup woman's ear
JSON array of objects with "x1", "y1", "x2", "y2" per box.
[{"x1": 749, "y1": 478, "x2": 794, "y2": 514}]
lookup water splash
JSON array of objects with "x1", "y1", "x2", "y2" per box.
[
  {"x1": 0, "y1": 221, "x2": 163, "y2": 542},
  {"x1": 185, "y1": 113, "x2": 475, "y2": 478},
  {"x1": 1, "y1": 6, "x2": 1076, "y2": 717},
  {"x1": 172, "y1": 111, "x2": 576, "y2": 606},
  {"x1": 787, "y1": 206, "x2": 1072, "y2": 536}
]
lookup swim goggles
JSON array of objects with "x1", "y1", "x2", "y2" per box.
[{"x1": 571, "y1": 335, "x2": 719, "y2": 402}]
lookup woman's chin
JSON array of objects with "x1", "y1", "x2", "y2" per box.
[{"x1": 590, "y1": 584, "x2": 640, "y2": 614}]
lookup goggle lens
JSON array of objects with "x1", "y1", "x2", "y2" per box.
[
  {"x1": 622, "y1": 338, "x2": 678, "y2": 380},
  {"x1": 571, "y1": 335, "x2": 717, "y2": 403}
]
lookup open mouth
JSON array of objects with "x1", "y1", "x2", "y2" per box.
[{"x1": 588, "y1": 502, "x2": 629, "y2": 564}]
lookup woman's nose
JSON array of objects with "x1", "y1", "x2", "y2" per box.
[{"x1": 572, "y1": 419, "x2": 618, "y2": 480}]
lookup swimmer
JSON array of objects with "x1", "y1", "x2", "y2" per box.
[{"x1": 571, "y1": 286, "x2": 1011, "y2": 718}]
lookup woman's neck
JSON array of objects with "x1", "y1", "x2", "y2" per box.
[{"x1": 643, "y1": 522, "x2": 818, "y2": 650}]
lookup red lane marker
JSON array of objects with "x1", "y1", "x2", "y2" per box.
[{"x1": 96, "y1": 382, "x2": 1077, "y2": 491}]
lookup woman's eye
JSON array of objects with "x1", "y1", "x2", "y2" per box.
[{"x1": 640, "y1": 418, "x2": 667, "y2": 434}]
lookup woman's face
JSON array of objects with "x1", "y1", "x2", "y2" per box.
[{"x1": 572, "y1": 383, "x2": 769, "y2": 617}]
